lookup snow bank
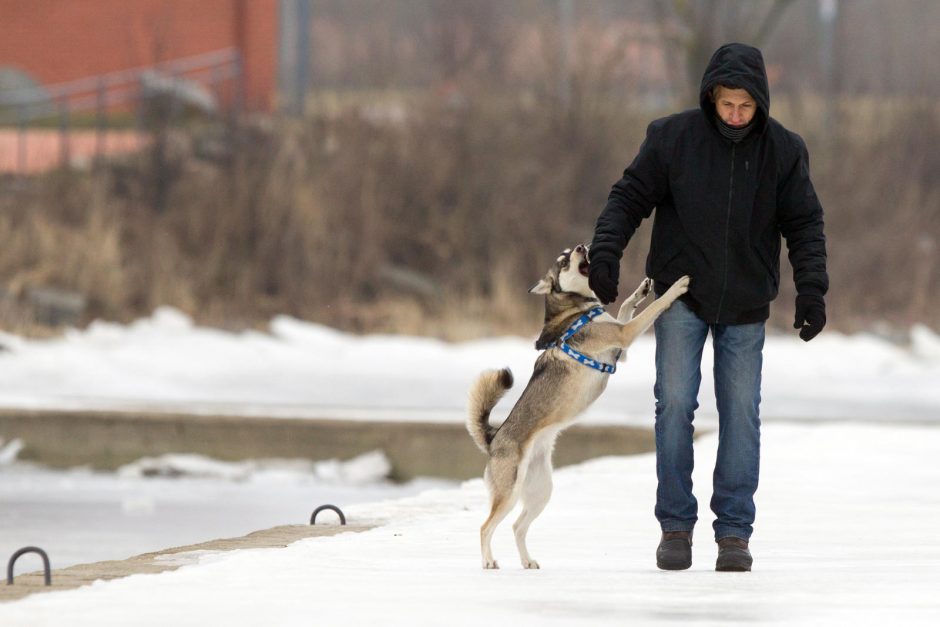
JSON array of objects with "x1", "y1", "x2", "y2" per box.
[{"x1": 0, "y1": 308, "x2": 936, "y2": 424}]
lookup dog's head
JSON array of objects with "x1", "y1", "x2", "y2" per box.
[
  {"x1": 529, "y1": 244, "x2": 599, "y2": 350},
  {"x1": 529, "y1": 244, "x2": 594, "y2": 299}
]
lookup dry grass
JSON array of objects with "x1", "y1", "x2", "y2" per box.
[{"x1": 0, "y1": 93, "x2": 936, "y2": 339}]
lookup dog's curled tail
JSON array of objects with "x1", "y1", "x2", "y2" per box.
[{"x1": 466, "y1": 368, "x2": 513, "y2": 454}]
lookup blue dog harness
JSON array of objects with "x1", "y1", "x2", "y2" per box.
[{"x1": 552, "y1": 306, "x2": 617, "y2": 375}]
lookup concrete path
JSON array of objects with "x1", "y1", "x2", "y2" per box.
[{"x1": 1, "y1": 522, "x2": 370, "y2": 603}]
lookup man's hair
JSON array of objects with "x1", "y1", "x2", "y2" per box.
[{"x1": 709, "y1": 84, "x2": 752, "y2": 102}]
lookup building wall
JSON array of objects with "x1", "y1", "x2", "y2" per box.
[{"x1": 0, "y1": 0, "x2": 277, "y2": 111}]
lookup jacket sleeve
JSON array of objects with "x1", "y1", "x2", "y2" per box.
[
  {"x1": 778, "y1": 135, "x2": 829, "y2": 298},
  {"x1": 590, "y1": 122, "x2": 668, "y2": 261}
]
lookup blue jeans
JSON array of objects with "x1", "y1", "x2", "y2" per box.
[{"x1": 653, "y1": 299, "x2": 764, "y2": 541}]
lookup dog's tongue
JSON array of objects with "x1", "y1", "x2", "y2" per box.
[{"x1": 578, "y1": 261, "x2": 590, "y2": 277}]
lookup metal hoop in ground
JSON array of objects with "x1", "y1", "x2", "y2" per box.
[
  {"x1": 7, "y1": 546, "x2": 52, "y2": 586},
  {"x1": 310, "y1": 504, "x2": 346, "y2": 525}
]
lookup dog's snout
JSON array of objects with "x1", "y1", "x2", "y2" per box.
[{"x1": 575, "y1": 245, "x2": 585, "y2": 254}]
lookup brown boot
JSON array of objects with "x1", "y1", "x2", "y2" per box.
[
  {"x1": 715, "y1": 536, "x2": 752, "y2": 572},
  {"x1": 656, "y1": 531, "x2": 692, "y2": 570}
]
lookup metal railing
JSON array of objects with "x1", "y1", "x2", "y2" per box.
[{"x1": 0, "y1": 48, "x2": 243, "y2": 174}]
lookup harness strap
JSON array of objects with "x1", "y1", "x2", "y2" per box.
[{"x1": 552, "y1": 306, "x2": 617, "y2": 375}]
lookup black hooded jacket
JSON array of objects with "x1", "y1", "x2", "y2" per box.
[{"x1": 590, "y1": 43, "x2": 828, "y2": 325}]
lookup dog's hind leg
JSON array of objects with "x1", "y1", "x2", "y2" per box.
[
  {"x1": 480, "y1": 457, "x2": 521, "y2": 569},
  {"x1": 513, "y1": 447, "x2": 553, "y2": 569}
]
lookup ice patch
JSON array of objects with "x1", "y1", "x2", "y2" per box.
[{"x1": 117, "y1": 449, "x2": 392, "y2": 484}]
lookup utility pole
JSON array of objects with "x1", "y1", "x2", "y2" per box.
[{"x1": 278, "y1": 0, "x2": 311, "y2": 116}]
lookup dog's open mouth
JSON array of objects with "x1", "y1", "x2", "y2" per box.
[{"x1": 578, "y1": 261, "x2": 590, "y2": 277}]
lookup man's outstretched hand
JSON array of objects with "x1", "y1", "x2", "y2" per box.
[
  {"x1": 794, "y1": 294, "x2": 826, "y2": 342},
  {"x1": 588, "y1": 254, "x2": 619, "y2": 305}
]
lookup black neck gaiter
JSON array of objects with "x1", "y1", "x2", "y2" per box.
[{"x1": 716, "y1": 116, "x2": 755, "y2": 143}]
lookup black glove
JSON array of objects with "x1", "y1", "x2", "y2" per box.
[
  {"x1": 794, "y1": 294, "x2": 826, "y2": 342},
  {"x1": 587, "y1": 252, "x2": 619, "y2": 305}
]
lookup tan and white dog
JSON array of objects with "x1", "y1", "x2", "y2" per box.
[{"x1": 467, "y1": 244, "x2": 689, "y2": 569}]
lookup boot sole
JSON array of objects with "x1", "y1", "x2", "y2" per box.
[
  {"x1": 656, "y1": 562, "x2": 692, "y2": 570},
  {"x1": 657, "y1": 559, "x2": 692, "y2": 570},
  {"x1": 715, "y1": 555, "x2": 752, "y2": 572},
  {"x1": 716, "y1": 564, "x2": 751, "y2": 572}
]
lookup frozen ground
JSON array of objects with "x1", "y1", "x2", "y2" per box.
[{"x1": 1, "y1": 422, "x2": 939, "y2": 625}]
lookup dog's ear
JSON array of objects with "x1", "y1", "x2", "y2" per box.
[{"x1": 529, "y1": 278, "x2": 552, "y2": 295}]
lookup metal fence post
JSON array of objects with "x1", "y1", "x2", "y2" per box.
[
  {"x1": 17, "y1": 101, "x2": 28, "y2": 174},
  {"x1": 95, "y1": 76, "x2": 107, "y2": 163},
  {"x1": 234, "y1": 49, "x2": 245, "y2": 116},
  {"x1": 58, "y1": 95, "x2": 71, "y2": 169}
]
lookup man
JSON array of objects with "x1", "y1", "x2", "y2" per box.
[{"x1": 588, "y1": 43, "x2": 828, "y2": 571}]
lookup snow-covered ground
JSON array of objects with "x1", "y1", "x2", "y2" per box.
[
  {"x1": 1, "y1": 422, "x2": 939, "y2": 626},
  {"x1": 0, "y1": 307, "x2": 938, "y2": 425},
  {"x1": 1, "y1": 311, "x2": 939, "y2": 624}
]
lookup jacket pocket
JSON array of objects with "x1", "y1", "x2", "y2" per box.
[
  {"x1": 650, "y1": 246, "x2": 683, "y2": 277},
  {"x1": 648, "y1": 212, "x2": 687, "y2": 277},
  {"x1": 752, "y1": 241, "x2": 780, "y2": 291}
]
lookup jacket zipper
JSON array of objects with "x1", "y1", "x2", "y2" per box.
[{"x1": 715, "y1": 143, "x2": 735, "y2": 322}]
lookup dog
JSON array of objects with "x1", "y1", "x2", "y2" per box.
[{"x1": 466, "y1": 244, "x2": 690, "y2": 569}]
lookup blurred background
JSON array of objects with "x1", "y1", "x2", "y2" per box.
[
  {"x1": 0, "y1": 0, "x2": 937, "y2": 340},
  {"x1": 1, "y1": 0, "x2": 939, "y2": 579}
]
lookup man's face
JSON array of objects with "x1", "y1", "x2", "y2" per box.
[{"x1": 713, "y1": 87, "x2": 757, "y2": 128}]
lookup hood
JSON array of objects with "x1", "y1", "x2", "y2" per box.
[{"x1": 699, "y1": 43, "x2": 769, "y2": 133}]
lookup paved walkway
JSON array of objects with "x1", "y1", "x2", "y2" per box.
[{"x1": 1, "y1": 523, "x2": 370, "y2": 603}]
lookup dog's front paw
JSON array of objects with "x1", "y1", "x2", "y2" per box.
[
  {"x1": 668, "y1": 275, "x2": 690, "y2": 297},
  {"x1": 522, "y1": 559, "x2": 540, "y2": 570},
  {"x1": 483, "y1": 559, "x2": 500, "y2": 570},
  {"x1": 627, "y1": 278, "x2": 652, "y2": 306},
  {"x1": 618, "y1": 278, "x2": 653, "y2": 321},
  {"x1": 633, "y1": 278, "x2": 652, "y2": 304}
]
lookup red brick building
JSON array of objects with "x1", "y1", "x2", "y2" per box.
[{"x1": 0, "y1": 0, "x2": 278, "y2": 112}]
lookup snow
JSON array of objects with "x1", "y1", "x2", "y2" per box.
[
  {"x1": 0, "y1": 307, "x2": 937, "y2": 425},
  {"x1": 0, "y1": 310, "x2": 939, "y2": 624},
  {"x1": 1, "y1": 423, "x2": 939, "y2": 625},
  {"x1": 117, "y1": 449, "x2": 392, "y2": 484}
]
